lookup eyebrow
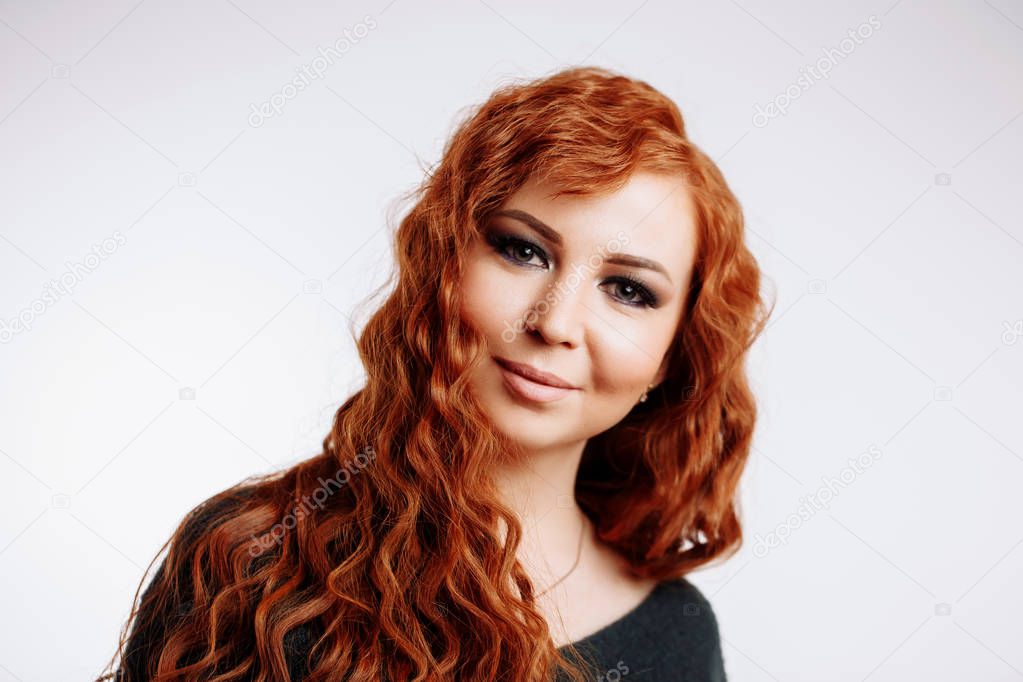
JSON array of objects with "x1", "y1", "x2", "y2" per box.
[{"x1": 491, "y1": 208, "x2": 674, "y2": 285}]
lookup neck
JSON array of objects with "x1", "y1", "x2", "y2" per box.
[{"x1": 491, "y1": 439, "x2": 592, "y2": 594}]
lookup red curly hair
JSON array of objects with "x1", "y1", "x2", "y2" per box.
[{"x1": 97, "y1": 65, "x2": 772, "y2": 681}]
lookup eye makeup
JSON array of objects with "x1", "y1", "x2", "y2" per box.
[{"x1": 483, "y1": 229, "x2": 661, "y2": 309}]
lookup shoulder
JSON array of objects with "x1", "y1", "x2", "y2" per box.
[
  {"x1": 652, "y1": 576, "x2": 722, "y2": 637},
  {"x1": 115, "y1": 487, "x2": 261, "y2": 679},
  {"x1": 635, "y1": 577, "x2": 727, "y2": 679},
  {"x1": 178, "y1": 485, "x2": 259, "y2": 540},
  {"x1": 658, "y1": 576, "x2": 716, "y2": 612},
  {"x1": 563, "y1": 575, "x2": 726, "y2": 681}
]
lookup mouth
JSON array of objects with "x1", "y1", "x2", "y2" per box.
[{"x1": 493, "y1": 356, "x2": 579, "y2": 404}]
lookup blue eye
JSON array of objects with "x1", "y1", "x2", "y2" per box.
[{"x1": 485, "y1": 232, "x2": 659, "y2": 309}]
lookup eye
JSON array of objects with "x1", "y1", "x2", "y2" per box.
[
  {"x1": 487, "y1": 233, "x2": 550, "y2": 269},
  {"x1": 486, "y1": 231, "x2": 660, "y2": 309},
  {"x1": 602, "y1": 276, "x2": 659, "y2": 309}
]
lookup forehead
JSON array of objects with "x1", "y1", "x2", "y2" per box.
[{"x1": 498, "y1": 171, "x2": 699, "y2": 283}]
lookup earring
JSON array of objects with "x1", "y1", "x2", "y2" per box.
[{"x1": 638, "y1": 382, "x2": 654, "y2": 403}]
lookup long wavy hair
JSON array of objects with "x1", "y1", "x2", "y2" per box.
[{"x1": 97, "y1": 65, "x2": 772, "y2": 682}]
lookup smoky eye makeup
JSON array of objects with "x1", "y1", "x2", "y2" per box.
[
  {"x1": 604, "y1": 274, "x2": 660, "y2": 308},
  {"x1": 484, "y1": 229, "x2": 550, "y2": 269},
  {"x1": 482, "y1": 227, "x2": 662, "y2": 309}
]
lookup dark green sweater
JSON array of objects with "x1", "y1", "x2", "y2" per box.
[
  {"x1": 554, "y1": 577, "x2": 727, "y2": 681},
  {"x1": 270, "y1": 576, "x2": 727, "y2": 681},
  {"x1": 114, "y1": 496, "x2": 725, "y2": 681},
  {"x1": 117, "y1": 568, "x2": 725, "y2": 681}
]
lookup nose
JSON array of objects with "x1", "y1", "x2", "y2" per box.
[{"x1": 524, "y1": 278, "x2": 586, "y2": 348}]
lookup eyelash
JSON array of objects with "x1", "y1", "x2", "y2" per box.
[{"x1": 486, "y1": 232, "x2": 660, "y2": 309}]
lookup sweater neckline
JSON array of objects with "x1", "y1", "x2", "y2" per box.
[{"x1": 556, "y1": 579, "x2": 666, "y2": 651}]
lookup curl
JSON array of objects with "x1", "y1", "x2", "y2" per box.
[{"x1": 98, "y1": 65, "x2": 772, "y2": 682}]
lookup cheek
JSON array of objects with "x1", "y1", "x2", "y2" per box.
[
  {"x1": 590, "y1": 327, "x2": 667, "y2": 394},
  {"x1": 460, "y1": 259, "x2": 536, "y2": 346}
]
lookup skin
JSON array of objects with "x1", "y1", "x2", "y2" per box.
[{"x1": 458, "y1": 170, "x2": 700, "y2": 646}]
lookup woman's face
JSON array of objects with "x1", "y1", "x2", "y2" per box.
[{"x1": 460, "y1": 171, "x2": 699, "y2": 453}]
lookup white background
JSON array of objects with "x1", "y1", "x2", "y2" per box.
[{"x1": 1, "y1": 1, "x2": 1021, "y2": 680}]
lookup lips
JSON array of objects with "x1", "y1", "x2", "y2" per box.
[
  {"x1": 493, "y1": 357, "x2": 578, "y2": 389},
  {"x1": 493, "y1": 357, "x2": 580, "y2": 405}
]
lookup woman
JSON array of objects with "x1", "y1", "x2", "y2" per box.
[{"x1": 98, "y1": 65, "x2": 772, "y2": 682}]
